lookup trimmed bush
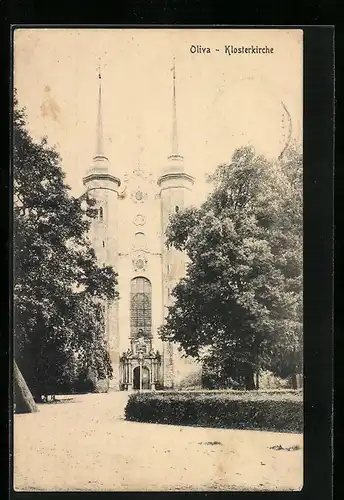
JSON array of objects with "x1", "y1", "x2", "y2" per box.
[{"x1": 125, "y1": 390, "x2": 303, "y2": 433}]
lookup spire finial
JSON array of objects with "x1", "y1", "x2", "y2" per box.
[
  {"x1": 98, "y1": 57, "x2": 101, "y2": 80},
  {"x1": 137, "y1": 132, "x2": 144, "y2": 170},
  {"x1": 171, "y1": 57, "x2": 178, "y2": 156},
  {"x1": 95, "y1": 57, "x2": 104, "y2": 157}
]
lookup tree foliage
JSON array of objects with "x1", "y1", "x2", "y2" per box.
[
  {"x1": 13, "y1": 93, "x2": 118, "y2": 399},
  {"x1": 160, "y1": 145, "x2": 302, "y2": 389}
]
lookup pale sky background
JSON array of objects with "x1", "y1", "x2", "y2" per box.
[{"x1": 14, "y1": 29, "x2": 303, "y2": 203}]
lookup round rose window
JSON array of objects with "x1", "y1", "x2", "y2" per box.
[{"x1": 134, "y1": 214, "x2": 146, "y2": 226}]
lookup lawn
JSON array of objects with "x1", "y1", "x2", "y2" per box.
[{"x1": 14, "y1": 392, "x2": 303, "y2": 492}]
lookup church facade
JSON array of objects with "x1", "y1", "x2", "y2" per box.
[{"x1": 82, "y1": 64, "x2": 202, "y2": 391}]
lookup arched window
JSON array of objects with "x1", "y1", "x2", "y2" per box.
[
  {"x1": 99, "y1": 206, "x2": 103, "y2": 220},
  {"x1": 135, "y1": 231, "x2": 145, "y2": 248},
  {"x1": 175, "y1": 205, "x2": 180, "y2": 212},
  {"x1": 130, "y1": 277, "x2": 152, "y2": 339}
]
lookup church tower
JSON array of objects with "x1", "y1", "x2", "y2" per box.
[
  {"x1": 83, "y1": 66, "x2": 121, "y2": 390},
  {"x1": 158, "y1": 59, "x2": 195, "y2": 388}
]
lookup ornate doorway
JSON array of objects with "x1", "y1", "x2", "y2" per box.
[
  {"x1": 120, "y1": 337, "x2": 161, "y2": 390},
  {"x1": 133, "y1": 366, "x2": 150, "y2": 390},
  {"x1": 120, "y1": 276, "x2": 161, "y2": 390}
]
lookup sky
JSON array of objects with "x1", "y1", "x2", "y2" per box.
[{"x1": 14, "y1": 28, "x2": 303, "y2": 203}]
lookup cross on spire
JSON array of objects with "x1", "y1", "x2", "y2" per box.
[{"x1": 98, "y1": 57, "x2": 101, "y2": 80}]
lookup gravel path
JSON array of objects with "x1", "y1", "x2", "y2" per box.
[{"x1": 14, "y1": 392, "x2": 303, "y2": 491}]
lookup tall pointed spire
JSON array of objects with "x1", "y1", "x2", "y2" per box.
[
  {"x1": 171, "y1": 57, "x2": 179, "y2": 156},
  {"x1": 133, "y1": 130, "x2": 144, "y2": 176},
  {"x1": 135, "y1": 121, "x2": 142, "y2": 169},
  {"x1": 95, "y1": 59, "x2": 105, "y2": 158},
  {"x1": 85, "y1": 58, "x2": 110, "y2": 176},
  {"x1": 158, "y1": 58, "x2": 193, "y2": 185},
  {"x1": 83, "y1": 58, "x2": 121, "y2": 187},
  {"x1": 162, "y1": 57, "x2": 185, "y2": 175},
  {"x1": 137, "y1": 133, "x2": 143, "y2": 170}
]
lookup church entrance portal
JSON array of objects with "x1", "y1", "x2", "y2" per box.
[
  {"x1": 133, "y1": 366, "x2": 150, "y2": 390},
  {"x1": 120, "y1": 332, "x2": 162, "y2": 390}
]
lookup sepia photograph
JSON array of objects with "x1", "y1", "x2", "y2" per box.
[{"x1": 13, "y1": 28, "x2": 303, "y2": 492}]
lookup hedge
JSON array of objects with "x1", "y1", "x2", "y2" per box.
[{"x1": 125, "y1": 390, "x2": 303, "y2": 433}]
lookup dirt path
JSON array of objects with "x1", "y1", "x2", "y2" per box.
[{"x1": 14, "y1": 392, "x2": 303, "y2": 491}]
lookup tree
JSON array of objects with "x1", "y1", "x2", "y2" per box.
[
  {"x1": 13, "y1": 93, "x2": 118, "y2": 399},
  {"x1": 13, "y1": 361, "x2": 38, "y2": 413},
  {"x1": 160, "y1": 145, "x2": 302, "y2": 389}
]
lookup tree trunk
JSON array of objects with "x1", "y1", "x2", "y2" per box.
[
  {"x1": 255, "y1": 370, "x2": 260, "y2": 390},
  {"x1": 14, "y1": 361, "x2": 38, "y2": 414},
  {"x1": 244, "y1": 365, "x2": 256, "y2": 390},
  {"x1": 291, "y1": 372, "x2": 298, "y2": 389}
]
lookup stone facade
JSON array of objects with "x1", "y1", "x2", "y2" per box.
[
  {"x1": 82, "y1": 67, "x2": 202, "y2": 391},
  {"x1": 83, "y1": 159, "x2": 202, "y2": 391}
]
